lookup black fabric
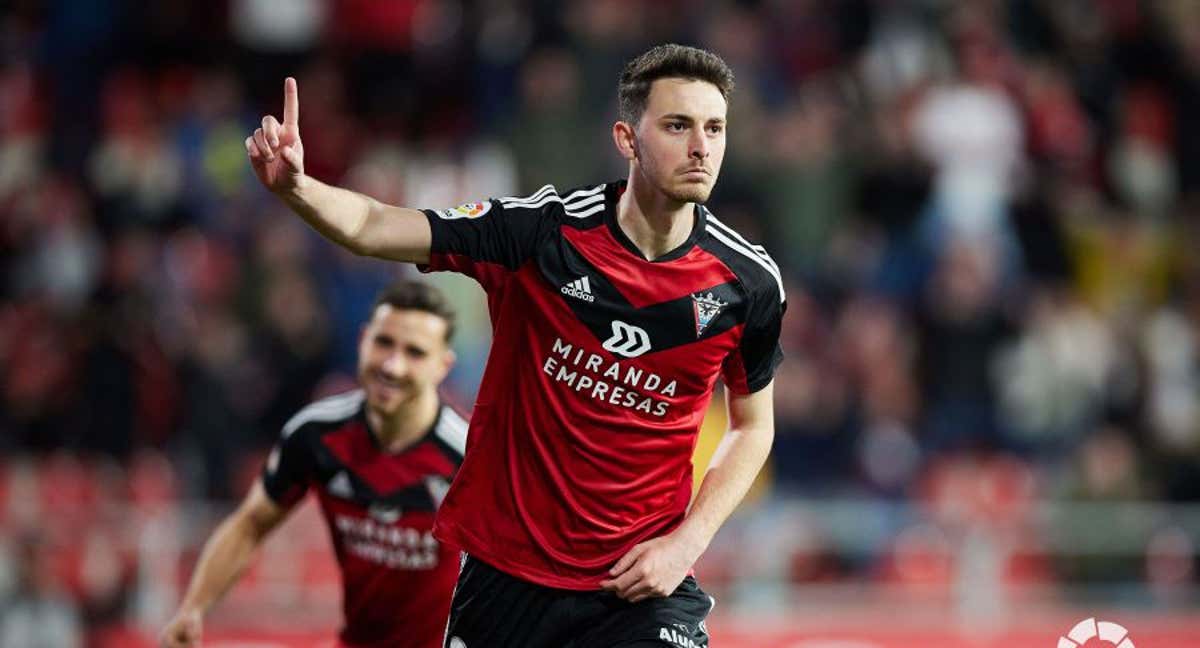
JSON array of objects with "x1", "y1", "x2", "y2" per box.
[
  {"x1": 738, "y1": 293, "x2": 786, "y2": 393},
  {"x1": 261, "y1": 421, "x2": 319, "y2": 507},
  {"x1": 695, "y1": 217, "x2": 786, "y2": 393},
  {"x1": 536, "y1": 236, "x2": 745, "y2": 355},
  {"x1": 444, "y1": 555, "x2": 712, "y2": 648},
  {"x1": 422, "y1": 194, "x2": 564, "y2": 272}
]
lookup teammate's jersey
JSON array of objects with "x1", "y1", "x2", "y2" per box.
[
  {"x1": 420, "y1": 181, "x2": 785, "y2": 589},
  {"x1": 261, "y1": 390, "x2": 467, "y2": 648}
]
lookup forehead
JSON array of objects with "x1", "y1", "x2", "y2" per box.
[
  {"x1": 644, "y1": 78, "x2": 727, "y2": 121},
  {"x1": 365, "y1": 305, "x2": 448, "y2": 344}
]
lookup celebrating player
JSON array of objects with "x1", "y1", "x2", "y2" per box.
[
  {"x1": 247, "y1": 44, "x2": 783, "y2": 647},
  {"x1": 160, "y1": 281, "x2": 467, "y2": 648}
]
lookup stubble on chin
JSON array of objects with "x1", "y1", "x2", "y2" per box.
[{"x1": 666, "y1": 183, "x2": 712, "y2": 204}]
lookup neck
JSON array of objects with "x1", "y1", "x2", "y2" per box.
[
  {"x1": 366, "y1": 389, "x2": 440, "y2": 453},
  {"x1": 617, "y1": 168, "x2": 696, "y2": 260}
]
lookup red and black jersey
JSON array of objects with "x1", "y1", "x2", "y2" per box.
[
  {"x1": 420, "y1": 181, "x2": 785, "y2": 590},
  {"x1": 261, "y1": 390, "x2": 467, "y2": 648}
]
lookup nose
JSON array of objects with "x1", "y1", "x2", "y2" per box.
[
  {"x1": 379, "y1": 353, "x2": 408, "y2": 378},
  {"x1": 689, "y1": 130, "x2": 709, "y2": 161}
]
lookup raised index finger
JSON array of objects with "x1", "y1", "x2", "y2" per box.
[{"x1": 283, "y1": 77, "x2": 299, "y2": 127}]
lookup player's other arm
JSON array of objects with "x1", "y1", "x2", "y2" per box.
[
  {"x1": 602, "y1": 382, "x2": 775, "y2": 602},
  {"x1": 159, "y1": 481, "x2": 291, "y2": 648},
  {"x1": 246, "y1": 77, "x2": 431, "y2": 263},
  {"x1": 676, "y1": 382, "x2": 775, "y2": 551}
]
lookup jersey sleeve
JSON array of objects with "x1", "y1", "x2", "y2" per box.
[
  {"x1": 722, "y1": 289, "x2": 785, "y2": 395},
  {"x1": 260, "y1": 425, "x2": 315, "y2": 508},
  {"x1": 419, "y1": 186, "x2": 562, "y2": 292}
]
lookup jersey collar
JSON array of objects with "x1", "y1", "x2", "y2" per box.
[
  {"x1": 361, "y1": 399, "x2": 444, "y2": 456},
  {"x1": 604, "y1": 181, "x2": 706, "y2": 263}
]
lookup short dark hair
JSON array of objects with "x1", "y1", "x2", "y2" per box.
[
  {"x1": 618, "y1": 44, "x2": 735, "y2": 125},
  {"x1": 370, "y1": 279, "x2": 457, "y2": 342}
]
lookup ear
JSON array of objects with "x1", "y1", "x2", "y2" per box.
[
  {"x1": 612, "y1": 120, "x2": 638, "y2": 161},
  {"x1": 438, "y1": 348, "x2": 457, "y2": 382}
]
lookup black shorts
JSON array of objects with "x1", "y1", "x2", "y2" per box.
[{"x1": 443, "y1": 554, "x2": 714, "y2": 648}]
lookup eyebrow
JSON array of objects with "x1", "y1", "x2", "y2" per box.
[{"x1": 660, "y1": 113, "x2": 726, "y2": 124}]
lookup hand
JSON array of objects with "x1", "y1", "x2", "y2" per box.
[
  {"x1": 246, "y1": 77, "x2": 305, "y2": 193},
  {"x1": 159, "y1": 608, "x2": 203, "y2": 648},
  {"x1": 600, "y1": 532, "x2": 701, "y2": 603}
]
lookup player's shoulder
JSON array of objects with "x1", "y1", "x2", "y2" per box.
[
  {"x1": 698, "y1": 206, "x2": 786, "y2": 306},
  {"x1": 495, "y1": 182, "x2": 611, "y2": 226},
  {"x1": 280, "y1": 389, "x2": 365, "y2": 441},
  {"x1": 431, "y1": 403, "x2": 468, "y2": 458}
]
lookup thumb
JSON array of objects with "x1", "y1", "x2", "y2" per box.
[{"x1": 609, "y1": 544, "x2": 644, "y2": 576}]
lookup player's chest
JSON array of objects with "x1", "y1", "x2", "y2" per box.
[
  {"x1": 309, "y1": 444, "x2": 454, "y2": 519},
  {"x1": 316, "y1": 488, "x2": 444, "y2": 570},
  {"x1": 525, "y1": 234, "x2": 746, "y2": 362}
]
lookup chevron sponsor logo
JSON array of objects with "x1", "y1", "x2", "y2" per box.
[
  {"x1": 542, "y1": 337, "x2": 676, "y2": 417},
  {"x1": 368, "y1": 503, "x2": 402, "y2": 523},
  {"x1": 602, "y1": 319, "x2": 652, "y2": 358},
  {"x1": 560, "y1": 276, "x2": 595, "y2": 302}
]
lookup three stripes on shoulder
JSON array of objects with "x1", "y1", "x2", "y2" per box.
[
  {"x1": 499, "y1": 184, "x2": 607, "y2": 219},
  {"x1": 498, "y1": 185, "x2": 784, "y2": 304}
]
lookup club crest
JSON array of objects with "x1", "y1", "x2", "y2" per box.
[{"x1": 691, "y1": 291, "x2": 727, "y2": 337}]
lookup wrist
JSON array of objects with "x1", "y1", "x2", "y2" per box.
[
  {"x1": 177, "y1": 600, "x2": 207, "y2": 618},
  {"x1": 274, "y1": 173, "x2": 310, "y2": 201},
  {"x1": 670, "y1": 525, "x2": 710, "y2": 562}
]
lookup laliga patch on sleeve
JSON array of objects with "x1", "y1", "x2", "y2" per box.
[{"x1": 437, "y1": 200, "x2": 492, "y2": 219}]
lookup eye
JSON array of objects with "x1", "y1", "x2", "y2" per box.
[
  {"x1": 666, "y1": 122, "x2": 686, "y2": 132},
  {"x1": 708, "y1": 124, "x2": 724, "y2": 134}
]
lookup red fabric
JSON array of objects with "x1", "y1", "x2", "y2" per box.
[
  {"x1": 305, "y1": 421, "x2": 460, "y2": 648},
  {"x1": 560, "y1": 225, "x2": 738, "y2": 309},
  {"x1": 331, "y1": 0, "x2": 419, "y2": 50},
  {"x1": 322, "y1": 422, "x2": 457, "y2": 495},
  {"x1": 317, "y1": 494, "x2": 457, "y2": 648},
  {"x1": 429, "y1": 227, "x2": 746, "y2": 589}
]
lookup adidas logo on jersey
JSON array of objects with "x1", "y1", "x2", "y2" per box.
[
  {"x1": 560, "y1": 276, "x2": 595, "y2": 302},
  {"x1": 328, "y1": 471, "x2": 354, "y2": 498}
]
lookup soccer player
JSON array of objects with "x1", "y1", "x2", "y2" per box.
[
  {"x1": 160, "y1": 280, "x2": 468, "y2": 648},
  {"x1": 246, "y1": 44, "x2": 783, "y2": 647}
]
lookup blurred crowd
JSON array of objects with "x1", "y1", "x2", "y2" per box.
[{"x1": 3, "y1": 0, "x2": 1200, "y2": 643}]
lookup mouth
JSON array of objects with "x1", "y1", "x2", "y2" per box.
[
  {"x1": 368, "y1": 373, "x2": 407, "y2": 395},
  {"x1": 681, "y1": 169, "x2": 710, "y2": 180}
]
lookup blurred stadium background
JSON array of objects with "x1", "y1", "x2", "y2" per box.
[{"x1": 2, "y1": 0, "x2": 1200, "y2": 646}]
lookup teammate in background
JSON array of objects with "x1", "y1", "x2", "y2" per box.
[
  {"x1": 247, "y1": 44, "x2": 783, "y2": 647},
  {"x1": 160, "y1": 280, "x2": 467, "y2": 648}
]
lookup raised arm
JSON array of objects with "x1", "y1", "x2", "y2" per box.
[
  {"x1": 601, "y1": 382, "x2": 775, "y2": 602},
  {"x1": 246, "y1": 77, "x2": 431, "y2": 262},
  {"x1": 159, "y1": 481, "x2": 291, "y2": 648}
]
